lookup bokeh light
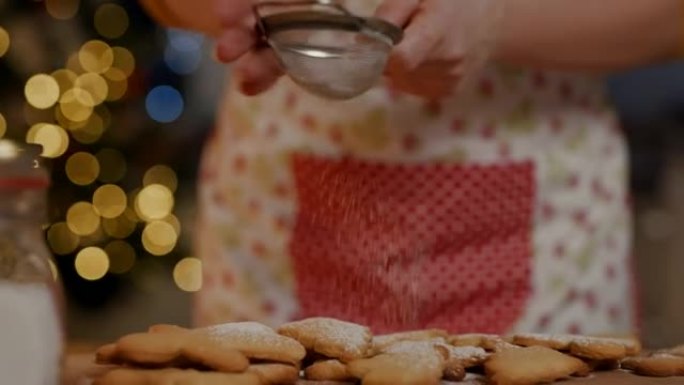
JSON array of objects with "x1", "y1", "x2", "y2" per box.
[
  {"x1": 104, "y1": 68, "x2": 128, "y2": 101},
  {"x1": 60, "y1": 88, "x2": 94, "y2": 122},
  {"x1": 96, "y1": 148, "x2": 127, "y2": 183},
  {"x1": 25, "y1": 74, "x2": 60, "y2": 109},
  {"x1": 75, "y1": 72, "x2": 108, "y2": 105},
  {"x1": 46, "y1": 0, "x2": 80, "y2": 20},
  {"x1": 162, "y1": 214, "x2": 181, "y2": 237},
  {"x1": 145, "y1": 86, "x2": 184, "y2": 123},
  {"x1": 71, "y1": 113, "x2": 105, "y2": 144},
  {"x1": 26, "y1": 123, "x2": 69, "y2": 158},
  {"x1": 135, "y1": 184, "x2": 174, "y2": 221},
  {"x1": 66, "y1": 52, "x2": 84, "y2": 73},
  {"x1": 78, "y1": 40, "x2": 113, "y2": 74},
  {"x1": 102, "y1": 212, "x2": 137, "y2": 239},
  {"x1": 66, "y1": 152, "x2": 100, "y2": 186},
  {"x1": 0, "y1": 27, "x2": 10, "y2": 58},
  {"x1": 93, "y1": 184, "x2": 127, "y2": 219},
  {"x1": 143, "y1": 165, "x2": 178, "y2": 192},
  {"x1": 94, "y1": 4, "x2": 129, "y2": 40},
  {"x1": 0, "y1": 113, "x2": 6, "y2": 138},
  {"x1": 111, "y1": 47, "x2": 135, "y2": 77},
  {"x1": 104, "y1": 240, "x2": 136, "y2": 274},
  {"x1": 47, "y1": 222, "x2": 80, "y2": 256},
  {"x1": 142, "y1": 220, "x2": 178, "y2": 256},
  {"x1": 66, "y1": 202, "x2": 101, "y2": 236},
  {"x1": 173, "y1": 257, "x2": 202, "y2": 292},
  {"x1": 164, "y1": 30, "x2": 203, "y2": 75},
  {"x1": 51, "y1": 69, "x2": 77, "y2": 96},
  {"x1": 74, "y1": 247, "x2": 109, "y2": 281}
]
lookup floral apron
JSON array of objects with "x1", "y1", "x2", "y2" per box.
[{"x1": 193, "y1": 0, "x2": 637, "y2": 336}]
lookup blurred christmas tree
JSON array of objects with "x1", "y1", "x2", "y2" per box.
[{"x1": 0, "y1": 0, "x2": 221, "y2": 314}]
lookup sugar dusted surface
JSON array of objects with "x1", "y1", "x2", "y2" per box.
[
  {"x1": 203, "y1": 322, "x2": 303, "y2": 351},
  {"x1": 283, "y1": 318, "x2": 370, "y2": 356},
  {"x1": 445, "y1": 346, "x2": 488, "y2": 361}
]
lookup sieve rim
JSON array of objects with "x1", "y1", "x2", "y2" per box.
[{"x1": 259, "y1": 11, "x2": 404, "y2": 45}]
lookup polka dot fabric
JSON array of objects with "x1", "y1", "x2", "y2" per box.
[{"x1": 290, "y1": 155, "x2": 535, "y2": 333}]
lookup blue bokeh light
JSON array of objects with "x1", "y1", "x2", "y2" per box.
[
  {"x1": 164, "y1": 44, "x2": 202, "y2": 75},
  {"x1": 145, "y1": 86, "x2": 184, "y2": 123}
]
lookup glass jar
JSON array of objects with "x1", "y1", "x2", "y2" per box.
[{"x1": 0, "y1": 140, "x2": 65, "y2": 385}]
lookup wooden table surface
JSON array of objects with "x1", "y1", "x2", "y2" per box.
[{"x1": 64, "y1": 354, "x2": 684, "y2": 385}]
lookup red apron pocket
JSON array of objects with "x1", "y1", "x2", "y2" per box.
[{"x1": 290, "y1": 155, "x2": 535, "y2": 334}]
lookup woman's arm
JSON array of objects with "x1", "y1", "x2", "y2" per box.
[
  {"x1": 139, "y1": 0, "x2": 222, "y2": 36},
  {"x1": 496, "y1": 0, "x2": 684, "y2": 71}
]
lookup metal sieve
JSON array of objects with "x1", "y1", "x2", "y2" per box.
[{"x1": 254, "y1": 1, "x2": 403, "y2": 100}]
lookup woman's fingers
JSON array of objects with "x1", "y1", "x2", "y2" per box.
[
  {"x1": 215, "y1": 27, "x2": 257, "y2": 63},
  {"x1": 234, "y1": 48, "x2": 283, "y2": 95},
  {"x1": 386, "y1": 8, "x2": 442, "y2": 75},
  {"x1": 374, "y1": 0, "x2": 420, "y2": 27}
]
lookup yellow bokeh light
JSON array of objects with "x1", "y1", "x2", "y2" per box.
[
  {"x1": 66, "y1": 52, "x2": 83, "y2": 73},
  {"x1": 0, "y1": 113, "x2": 6, "y2": 138},
  {"x1": 111, "y1": 47, "x2": 135, "y2": 77},
  {"x1": 0, "y1": 27, "x2": 10, "y2": 58},
  {"x1": 25, "y1": 74, "x2": 60, "y2": 109},
  {"x1": 104, "y1": 68, "x2": 128, "y2": 101},
  {"x1": 66, "y1": 152, "x2": 100, "y2": 186},
  {"x1": 60, "y1": 88, "x2": 94, "y2": 122},
  {"x1": 71, "y1": 113, "x2": 105, "y2": 144},
  {"x1": 66, "y1": 202, "x2": 101, "y2": 236},
  {"x1": 93, "y1": 184, "x2": 127, "y2": 219},
  {"x1": 75, "y1": 73, "x2": 108, "y2": 106},
  {"x1": 47, "y1": 222, "x2": 80, "y2": 255},
  {"x1": 105, "y1": 241, "x2": 136, "y2": 274},
  {"x1": 173, "y1": 258, "x2": 203, "y2": 292},
  {"x1": 78, "y1": 40, "x2": 113, "y2": 74},
  {"x1": 96, "y1": 148, "x2": 127, "y2": 183},
  {"x1": 143, "y1": 165, "x2": 178, "y2": 193},
  {"x1": 51, "y1": 69, "x2": 77, "y2": 96},
  {"x1": 46, "y1": 0, "x2": 80, "y2": 20},
  {"x1": 94, "y1": 4, "x2": 129, "y2": 40},
  {"x1": 142, "y1": 221, "x2": 178, "y2": 256},
  {"x1": 26, "y1": 123, "x2": 69, "y2": 158},
  {"x1": 102, "y1": 212, "x2": 137, "y2": 239},
  {"x1": 74, "y1": 247, "x2": 109, "y2": 281},
  {"x1": 78, "y1": 224, "x2": 107, "y2": 247},
  {"x1": 162, "y1": 214, "x2": 181, "y2": 237},
  {"x1": 136, "y1": 184, "x2": 174, "y2": 221}
]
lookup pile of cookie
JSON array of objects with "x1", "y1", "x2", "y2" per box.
[{"x1": 93, "y1": 317, "x2": 684, "y2": 385}]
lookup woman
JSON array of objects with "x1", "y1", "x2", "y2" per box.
[{"x1": 141, "y1": 0, "x2": 683, "y2": 335}]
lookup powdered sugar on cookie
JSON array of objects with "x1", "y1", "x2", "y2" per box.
[{"x1": 278, "y1": 318, "x2": 372, "y2": 362}]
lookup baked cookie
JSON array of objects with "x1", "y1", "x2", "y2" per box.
[
  {"x1": 199, "y1": 322, "x2": 307, "y2": 365},
  {"x1": 348, "y1": 342, "x2": 446, "y2": 385},
  {"x1": 441, "y1": 345, "x2": 489, "y2": 369},
  {"x1": 568, "y1": 337, "x2": 631, "y2": 361},
  {"x1": 278, "y1": 318, "x2": 372, "y2": 362},
  {"x1": 510, "y1": 334, "x2": 574, "y2": 351},
  {"x1": 372, "y1": 329, "x2": 447, "y2": 353},
  {"x1": 98, "y1": 330, "x2": 250, "y2": 372},
  {"x1": 304, "y1": 359, "x2": 354, "y2": 382},
  {"x1": 484, "y1": 346, "x2": 589, "y2": 385},
  {"x1": 622, "y1": 353, "x2": 684, "y2": 377},
  {"x1": 248, "y1": 363, "x2": 300, "y2": 385},
  {"x1": 93, "y1": 368, "x2": 261, "y2": 385},
  {"x1": 511, "y1": 333, "x2": 639, "y2": 360},
  {"x1": 449, "y1": 334, "x2": 512, "y2": 351},
  {"x1": 664, "y1": 344, "x2": 684, "y2": 357}
]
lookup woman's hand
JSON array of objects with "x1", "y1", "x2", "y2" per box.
[
  {"x1": 376, "y1": 0, "x2": 502, "y2": 100},
  {"x1": 213, "y1": 0, "x2": 284, "y2": 95}
]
